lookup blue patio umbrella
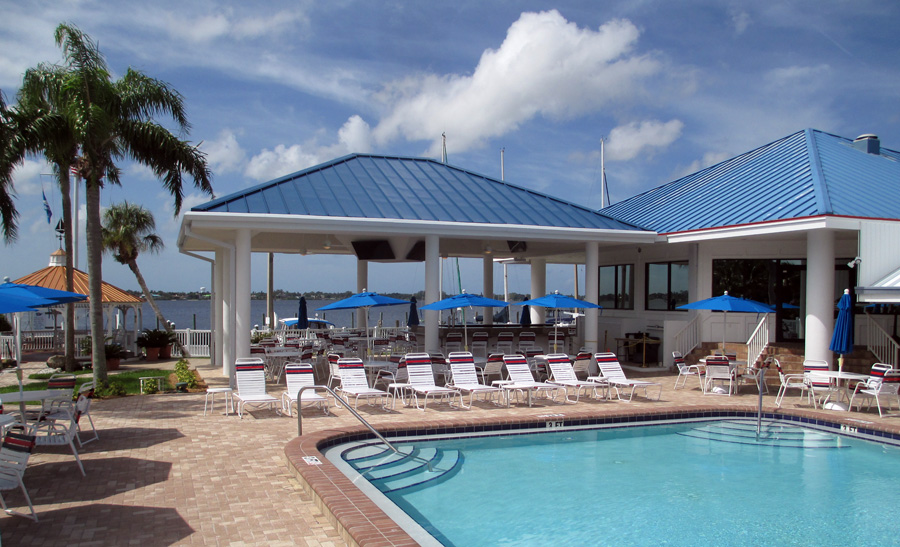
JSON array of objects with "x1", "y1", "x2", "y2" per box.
[
  {"x1": 407, "y1": 296, "x2": 420, "y2": 328},
  {"x1": 296, "y1": 296, "x2": 309, "y2": 330},
  {"x1": 317, "y1": 291, "x2": 410, "y2": 354},
  {"x1": 518, "y1": 291, "x2": 602, "y2": 352},
  {"x1": 677, "y1": 291, "x2": 774, "y2": 351},
  {"x1": 420, "y1": 291, "x2": 509, "y2": 351},
  {"x1": 829, "y1": 289, "x2": 854, "y2": 373}
]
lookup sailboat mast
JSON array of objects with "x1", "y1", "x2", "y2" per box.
[{"x1": 600, "y1": 137, "x2": 606, "y2": 209}]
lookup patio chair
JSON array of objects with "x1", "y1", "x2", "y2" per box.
[
  {"x1": 801, "y1": 360, "x2": 833, "y2": 408},
  {"x1": 572, "y1": 351, "x2": 593, "y2": 380},
  {"x1": 233, "y1": 359, "x2": 279, "y2": 418},
  {"x1": 673, "y1": 351, "x2": 705, "y2": 391},
  {"x1": 0, "y1": 427, "x2": 37, "y2": 521},
  {"x1": 591, "y1": 352, "x2": 661, "y2": 402},
  {"x1": 517, "y1": 331, "x2": 536, "y2": 353},
  {"x1": 447, "y1": 352, "x2": 500, "y2": 408},
  {"x1": 848, "y1": 364, "x2": 898, "y2": 417},
  {"x1": 334, "y1": 358, "x2": 390, "y2": 410},
  {"x1": 429, "y1": 352, "x2": 450, "y2": 384},
  {"x1": 500, "y1": 355, "x2": 564, "y2": 407},
  {"x1": 470, "y1": 332, "x2": 490, "y2": 358},
  {"x1": 281, "y1": 363, "x2": 328, "y2": 417},
  {"x1": 547, "y1": 331, "x2": 566, "y2": 353},
  {"x1": 480, "y1": 353, "x2": 507, "y2": 386},
  {"x1": 326, "y1": 352, "x2": 344, "y2": 389},
  {"x1": 33, "y1": 406, "x2": 85, "y2": 476},
  {"x1": 444, "y1": 332, "x2": 463, "y2": 353},
  {"x1": 264, "y1": 346, "x2": 298, "y2": 383},
  {"x1": 403, "y1": 353, "x2": 461, "y2": 410},
  {"x1": 495, "y1": 332, "x2": 514, "y2": 354},
  {"x1": 73, "y1": 382, "x2": 98, "y2": 446},
  {"x1": 374, "y1": 355, "x2": 410, "y2": 408},
  {"x1": 546, "y1": 354, "x2": 598, "y2": 403},
  {"x1": 43, "y1": 373, "x2": 77, "y2": 416},
  {"x1": 703, "y1": 356, "x2": 735, "y2": 395},
  {"x1": 371, "y1": 337, "x2": 392, "y2": 360},
  {"x1": 773, "y1": 359, "x2": 805, "y2": 407}
]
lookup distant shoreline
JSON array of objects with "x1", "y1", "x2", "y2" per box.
[{"x1": 123, "y1": 290, "x2": 531, "y2": 301}]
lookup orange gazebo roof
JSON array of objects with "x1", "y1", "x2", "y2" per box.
[{"x1": 14, "y1": 249, "x2": 143, "y2": 305}]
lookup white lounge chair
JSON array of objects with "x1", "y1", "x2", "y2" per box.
[
  {"x1": 334, "y1": 358, "x2": 389, "y2": 410},
  {"x1": 281, "y1": 363, "x2": 329, "y2": 417},
  {"x1": 545, "y1": 354, "x2": 598, "y2": 403},
  {"x1": 849, "y1": 365, "x2": 899, "y2": 417},
  {"x1": 591, "y1": 352, "x2": 661, "y2": 402},
  {"x1": 572, "y1": 351, "x2": 593, "y2": 380},
  {"x1": 500, "y1": 355, "x2": 564, "y2": 407},
  {"x1": 447, "y1": 352, "x2": 500, "y2": 408},
  {"x1": 405, "y1": 353, "x2": 462, "y2": 410},
  {"x1": 233, "y1": 358, "x2": 279, "y2": 418},
  {"x1": 0, "y1": 427, "x2": 37, "y2": 521}
]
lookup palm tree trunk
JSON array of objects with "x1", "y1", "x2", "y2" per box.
[
  {"x1": 127, "y1": 259, "x2": 190, "y2": 358},
  {"x1": 85, "y1": 181, "x2": 106, "y2": 383},
  {"x1": 59, "y1": 166, "x2": 77, "y2": 372}
]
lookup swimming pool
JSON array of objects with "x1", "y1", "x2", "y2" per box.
[{"x1": 325, "y1": 419, "x2": 900, "y2": 546}]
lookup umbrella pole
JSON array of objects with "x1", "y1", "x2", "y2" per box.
[
  {"x1": 722, "y1": 311, "x2": 727, "y2": 354},
  {"x1": 14, "y1": 313, "x2": 26, "y2": 420}
]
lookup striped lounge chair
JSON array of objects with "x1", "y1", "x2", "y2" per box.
[
  {"x1": 405, "y1": 353, "x2": 462, "y2": 410},
  {"x1": 335, "y1": 358, "x2": 389, "y2": 410},
  {"x1": 281, "y1": 363, "x2": 329, "y2": 417},
  {"x1": 545, "y1": 354, "x2": 598, "y2": 403},
  {"x1": 447, "y1": 351, "x2": 500, "y2": 408},
  {"x1": 233, "y1": 358, "x2": 278, "y2": 418},
  {"x1": 590, "y1": 352, "x2": 661, "y2": 402},
  {"x1": 0, "y1": 428, "x2": 37, "y2": 521},
  {"x1": 500, "y1": 354, "x2": 564, "y2": 407}
]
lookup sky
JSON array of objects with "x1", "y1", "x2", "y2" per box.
[{"x1": 2, "y1": 0, "x2": 899, "y2": 297}]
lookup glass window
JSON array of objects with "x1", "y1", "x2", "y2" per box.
[
  {"x1": 598, "y1": 264, "x2": 633, "y2": 309},
  {"x1": 646, "y1": 261, "x2": 689, "y2": 310}
]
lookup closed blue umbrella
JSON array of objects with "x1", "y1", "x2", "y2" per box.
[
  {"x1": 297, "y1": 296, "x2": 309, "y2": 330},
  {"x1": 829, "y1": 289, "x2": 854, "y2": 373},
  {"x1": 677, "y1": 291, "x2": 774, "y2": 351},
  {"x1": 520, "y1": 305, "x2": 532, "y2": 328},
  {"x1": 407, "y1": 296, "x2": 420, "y2": 328}
]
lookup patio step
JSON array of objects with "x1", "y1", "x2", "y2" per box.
[
  {"x1": 373, "y1": 448, "x2": 462, "y2": 493},
  {"x1": 678, "y1": 419, "x2": 847, "y2": 449}
]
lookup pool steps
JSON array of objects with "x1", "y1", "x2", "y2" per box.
[
  {"x1": 679, "y1": 419, "x2": 847, "y2": 448},
  {"x1": 344, "y1": 443, "x2": 462, "y2": 493}
]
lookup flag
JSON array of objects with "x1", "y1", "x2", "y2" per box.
[{"x1": 42, "y1": 190, "x2": 52, "y2": 224}]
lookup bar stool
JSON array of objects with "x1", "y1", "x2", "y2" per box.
[{"x1": 204, "y1": 387, "x2": 234, "y2": 416}]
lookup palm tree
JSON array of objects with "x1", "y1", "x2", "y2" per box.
[
  {"x1": 101, "y1": 202, "x2": 188, "y2": 356},
  {"x1": 44, "y1": 24, "x2": 211, "y2": 383},
  {"x1": 1, "y1": 77, "x2": 82, "y2": 371},
  {"x1": 0, "y1": 92, "x2": 21, "y2": 242}
]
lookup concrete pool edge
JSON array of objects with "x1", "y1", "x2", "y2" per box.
[{"x1": 284, "y1": 404, "x2": 900, "y2": 546}]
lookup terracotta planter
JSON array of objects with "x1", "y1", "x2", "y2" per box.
[
  {"x1": 159, "y1": 344, "x2": 172, "y2": 359},
  {"x1": 145, "y1": 346, "x2": 161, "y2": 360},
  {"x1": 107, "y1": 357, "x2": 121, "y2": 371}
]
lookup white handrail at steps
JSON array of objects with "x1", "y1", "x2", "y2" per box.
[
  {"x1": 673, "y1": 314, "x2": 702, "y2": 357},
  {"x1": 745, "y1": 314, "x2": 770, "y2": 367},
  {"x1": 866, "y1": 312, "x2": 900, "y2": 368}
]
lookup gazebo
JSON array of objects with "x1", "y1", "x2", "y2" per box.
[{"x1": 13, "y1": 249, "x2": 144, "y2": 352}]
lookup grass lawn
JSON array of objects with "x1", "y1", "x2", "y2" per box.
[{"x1": 0, "y1": 369, "x2": 174, "y2": 398}]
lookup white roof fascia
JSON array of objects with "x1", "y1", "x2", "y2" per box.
[
  {"x1": 180, "y1": 212, "x2": 658, "y2": 244},
  {"x1": 663, "y1": 216, "x2": 861, "y2": 243},
  {"x1": 856, "y1": 266, "x2": 900, "y2": 303}
]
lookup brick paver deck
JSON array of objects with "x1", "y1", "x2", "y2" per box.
[{"x1": 2, "y1": 358, "x2": 898, "y2": 545}]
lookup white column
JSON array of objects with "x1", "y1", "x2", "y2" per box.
[
  {"x1": 234, "y1": 229, "x2": 251, "y2": 361},
  {"x1": 356, "y1": 260, "x2": 368, "y2": 331},
  {"x1": 214, "y1": 249, "x2": 225, "y2": 374},
  {"x1": 221, "y1": 247, "x2": 233, "y2": 378},
  {"x1": 266, "y1": 253, "x2": 274, "y2": 329},
  {"x1": 424, "y1": 235, "x2": 440, "y2": 352},
  {"x1": 805, "y1": 230, "x2": 835, "y2": 366},
  {"x1": 530, "y1": 258, "x2": 546, "y2": 325},
  {"x1": 584, "y1": 242, "x2": 600, "y2": 353},
  {"x1": 483, "y1": 256, "x2": 494, "y2": 325}
]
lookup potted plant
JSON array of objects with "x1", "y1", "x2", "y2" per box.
[
  {"x1": 136, "y1": 329, "x2": 171, "y2": 360},
  {"x1": 158, "y1": 330, "x2": 178, "y2": 359},
  {"x1": 103, "y1": 342, "x2": 127, "y2": 371}
]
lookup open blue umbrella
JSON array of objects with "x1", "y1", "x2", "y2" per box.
[
  {"x1": 829, "y1": 289, "x2": 854, "y2": 373},
  {"x1": 420, "y1": 291, "x2": 509, "y2": 350},
  {"x1": 318, "y1": 291, "x2": 410, "y2": 355},
  {"x1": 407, "y1": 296, "x2": 420, "y2": 328},
  {"x1": 296, "y1": 296, "x2": 309, "y2": 330},
  {"x1": 677, "y1": 291, "x2": 774, "y2": 351},
  {"x1": 518, "y1": 291, "x2": 602, "y2": 352}
]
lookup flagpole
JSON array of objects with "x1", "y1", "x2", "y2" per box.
[{"x1": 600, "y1": 138, "x2": 606, "y2": 209}]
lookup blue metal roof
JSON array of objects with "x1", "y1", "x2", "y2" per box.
[
  {"x1": 194, "y1": 154, "x2": 643, "y2": 231},
  {"x1": 602, "y1": 129, "x2": 900, "y2": 234}
]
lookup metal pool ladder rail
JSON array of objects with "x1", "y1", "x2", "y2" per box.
[{"x1": 295, "y1": 384, "x2": 402, "y2": 454}]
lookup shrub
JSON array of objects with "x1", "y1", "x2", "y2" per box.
[
  {"x1": 95, "y1": 379, "x2": 127, "y2": 398},
  {"x1": 136, "y1": 328, "x2": 174, "y2": 348},
  {"x1": 142, "y1": 380, "x2": 160, "y2": 395},
  {"x1": 173, "y1": 359, "x2": 198, "y2": 389}
]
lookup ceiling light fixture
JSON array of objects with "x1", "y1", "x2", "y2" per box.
[
  {"x1": 323, "y1": 239, "x2": 332, "y2": 250},
  {"x1": 484, "y1": 245, "x2": 493, "y2": 255}
]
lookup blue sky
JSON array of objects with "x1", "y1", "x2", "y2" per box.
[{"x1": 2, "y1": 1, "x2": 899, "y2": 296}]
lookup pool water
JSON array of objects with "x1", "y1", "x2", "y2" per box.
[{"x1": 346, "y1": 420, "x2": 900, "y2": 546}]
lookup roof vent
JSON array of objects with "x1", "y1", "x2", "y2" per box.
[{"x1": 852, "y1": 134, "x2": 880, "y2": 155}]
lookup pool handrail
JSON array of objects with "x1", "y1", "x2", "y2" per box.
[{"x1": 295, "y1": 384, "x2": 400, "y2": 455}]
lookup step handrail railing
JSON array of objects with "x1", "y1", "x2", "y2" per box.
[
  {"x1": 865, "y1": 310, "x2": 900, "y2": 368},
  {"x1": 673, "y1": 313, "x2": 702, "y2": 357},
  {"x1": 745, "y1": 314, "x2": 770, "y2": 368},
  {"x1": 296, "y1": 384, "x2": 400, "y2": 454}
]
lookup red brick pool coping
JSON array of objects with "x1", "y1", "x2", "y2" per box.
[{"x1": 285, "y1": 404, "x2": 900, "y2": 547}]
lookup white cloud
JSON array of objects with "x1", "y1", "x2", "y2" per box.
[
  {"x1": 606, "y1": 119, "x2": 684, "y2": 161},
  {"x1": 203, "y1": 129, "x2": 247, "y2": 174},
  {"x1": 244, "y1": 144, "x2": 321, "y2": 182},
  {"x1": 337, "y1": 115, "x2": 373, "y2": 154},
  {"x1": 160, "y1": 7, "x2": 308, "y2": 43},
  {"x1": 371, "y1": 10, "x2": 661, "y2": 155},
  {"x1": 674, "y1": 151, "x2": 733, "y2": 180},
  {"x1": 765, "y1": 64, "x2": 831, "y2": 88},
  {"x1": 11, "y1": 159, "x2": 49, "y2": 196},
  {"x1": 732, "y1": 11, "x2": 751, "y2": 35}
]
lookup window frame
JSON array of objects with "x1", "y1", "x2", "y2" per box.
[
  {"x1": 598, "y1": 263, "x2": 634, "y2": 310},
  {"x1": 645, "y1": 261, "x2": 689, "y2": 311}
]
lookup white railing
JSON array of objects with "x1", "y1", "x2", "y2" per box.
[
  {"x1": 745, "y1": 314, "x2": 770, "y2": 366},
  {"x1": 866, "y1": 313, "x2": 900, "y2": 368},
  {"x1": 172, "y1": 329, "x2": 212, "y2": 358},
  {"x1": 672, "y1": 314, "x2": 702, "y2": 357},
  {"x1": 0, "y1": 335, "x2": 13, "y2": 359}
]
